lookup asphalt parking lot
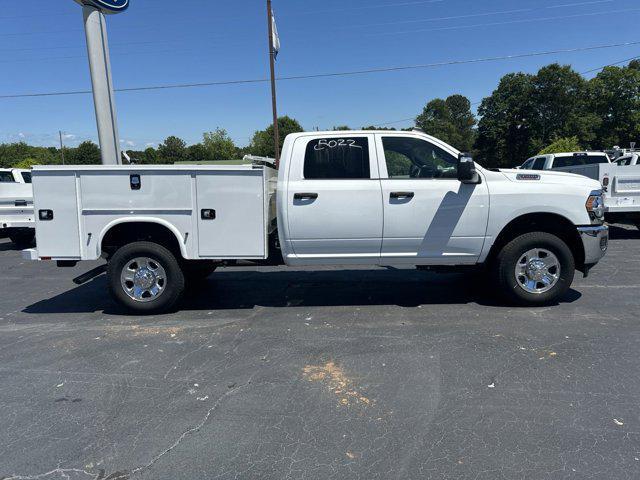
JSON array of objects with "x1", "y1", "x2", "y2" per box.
[{"x1": 1, "y1": 225, "x2": 639, "y2": 480}]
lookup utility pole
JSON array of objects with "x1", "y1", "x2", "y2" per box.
[
  {"x1": 59, "y1": 131, "x2": 66, "y2": 165},
  {"x1": 266, "y1": 0, "x2": 280, "y2": 167}
]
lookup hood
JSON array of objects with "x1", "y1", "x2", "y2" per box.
[{"x1": 498, "y1": 169, "x2": 601, "y2": 190}]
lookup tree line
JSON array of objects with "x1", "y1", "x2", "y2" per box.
[{"x1": 2, "y1": 60, "x2": 638, "y2": 170}]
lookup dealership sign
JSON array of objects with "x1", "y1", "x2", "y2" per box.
[{"x1": 73, "y1": 0, "x2": 129, "y2": 14}]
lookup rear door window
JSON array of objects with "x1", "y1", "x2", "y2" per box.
[
  {"x1": 304, "y1": 137, "x2": 371, "y2": 179},
  {"x1": 20, "y1": 172, "x2": 32, "y2": 183}
]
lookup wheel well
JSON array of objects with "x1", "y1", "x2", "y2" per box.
[
  {"x1": 487, "y1": 213, "x2": 585, "y2": 269},
  {"x1": 101, "y1": 222, "x2": 183, "y2": 259}
]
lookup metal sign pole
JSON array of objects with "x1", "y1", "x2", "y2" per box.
[{"x1": 82, "y1": 5, "x2": 121, "y2": 165}]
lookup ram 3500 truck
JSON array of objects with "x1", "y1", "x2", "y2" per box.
[{"x1": 23, "y1": 131, "x2": 609, "y2": 313}]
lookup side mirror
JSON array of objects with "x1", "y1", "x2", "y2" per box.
[{"x1": 457, "y1": 153, "x2": 480, "y2": 184}]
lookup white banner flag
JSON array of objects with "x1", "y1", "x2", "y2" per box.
[{"x1": 272, "y1": 11, "x2": 281, "y2": 60}]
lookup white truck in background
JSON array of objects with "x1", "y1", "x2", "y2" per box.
[
  {"x1": 24, "y1": 131, "x2": 608, "y2": 313},
  {"x1": 0, "y1": 168, "x2": 35, "y2": 246},
  {"x1": 521, "y1": 152, "x2": 640, "y2": 229}
]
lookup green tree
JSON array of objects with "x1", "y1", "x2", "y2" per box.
[
  {"x1": 416, "y1": 94, "x2": 476, "y2": 151},
  {"x1": 157, "y1": 136, "x2": 187, "y2": 163},
  {"x1": 538, "y1": 136, "x2": 582, "y2": 155},
  {"x1": 142, "y1": 147, "x2": 159, "y2": 164},
  {"x1": 332, "y1": 125, "x2": 351, "y2": 131},
  {"x1": 13, "y1": 158, "x2": 40, "y2": 169},
  {"x1": 588, "y1": 64, "x2": 640, "y2": 149},
  {"x1": 66, "y1": 141, "x2": 101, "y2": 165},
  {"x1": 530, "y1": 64, "x2": 596, "y2": 149},
  {"x1": 203, "y1": 128, "x2": 236, "y2": 160},
  {"x1": 250, "y1": 116, "x2": 304, "y2": 157},
  {"x1": 186, "y1": 144, "x2": 208, "y2": 163},
  {"x1": 476, "y1": 73, "x2": 536, "y2": 168},
  {"x1": 362, "y1": 125, "x2": 398, "y2": 131}
]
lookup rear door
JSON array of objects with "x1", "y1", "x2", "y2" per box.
[
  {"x1": 376, "y1": 133, "x2": 489, "y2": 264},
  {"x1": 286, "y1": 134, "x2": 383, "y2": 261}
]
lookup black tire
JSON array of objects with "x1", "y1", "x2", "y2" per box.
[
  {"x1": 9, "y1": 230, "x2": 35, "y2": 248},
  {"x1": 107, "y1": 241, "x2": 185, "y2": 314},
  {"x1": 495, "y1": 232, "x2": 575, "y2": 306}
]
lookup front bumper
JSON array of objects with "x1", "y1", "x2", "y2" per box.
[{"x1": 577, "y1": 225, "x2": 609, "y2": 265}]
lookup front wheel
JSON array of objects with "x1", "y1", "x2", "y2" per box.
[
  {"x1": 495, "y1": 232, "x2": 575, "y2": 306},
  {"x1": 107, "y1": 241, "x2": 185, "y2": 314}
]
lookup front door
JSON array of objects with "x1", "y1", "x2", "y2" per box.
[
  {"x1": 376, "y1": 133, "x2": 489, "y2": 264},
  {"x1": 286, "y1": 134, "x2": 383, "y2": 262}
]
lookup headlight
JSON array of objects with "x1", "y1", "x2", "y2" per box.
[{"x1": 586, "y1": 190, "x2": 605, "y2": 220}]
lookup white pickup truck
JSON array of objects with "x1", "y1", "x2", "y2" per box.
[
  {"x1": 23, "y1": 131, "x2": 608, "y2": 313},
  {"x1": 0, "y1": 168, "x2": 35, "y2": 246},
  {"x1": 521, "y1": 152, "x2": 640, "y2": 228}
]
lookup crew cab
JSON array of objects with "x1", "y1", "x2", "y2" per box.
[
  {"x1": 0, "y1": 168, "x2": 35, "y2": 246},
  {"x1": 23, "y1": 131, "x2": 608, "y2": 313}
]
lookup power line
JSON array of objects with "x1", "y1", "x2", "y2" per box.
[
  {"x1": 580, "y1": 55, "x2": 640, "y2": 74},
  {"x1": 371, "y1": 7, "x2": 640, "y2": 36},
  {"x1": 2, "y1": 40, "x2": 639, "y2": 100},
  {"x1": 348, "y1": 0, "x2": 613, "y2": 29}
]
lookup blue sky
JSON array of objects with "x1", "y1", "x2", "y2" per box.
[{"x1": 1, "y1": 0, "x2": 639, "y2": 149}]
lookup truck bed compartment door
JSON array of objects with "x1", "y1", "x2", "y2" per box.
[
  {"x1": 196, "y1": 171, "x2": 266, "y2": 258},
  {"x1": 33, "y1": 172, "x2": 81, "y2": 259}
]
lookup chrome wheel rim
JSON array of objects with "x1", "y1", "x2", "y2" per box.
[
  {"x1": 515, "y1": 248, "x2": 561, "y2": 294},
  {"x1": 120, "y1": 257, "x2": 167, "y2": 302}
]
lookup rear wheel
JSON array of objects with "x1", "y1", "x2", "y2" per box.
[
  {"x1": 107, "y1": 241, "x2": 185, "y2": 314},
  {"x1": 495, "y1": 232, "x2": 575, "y2": 306},
  {"x1": 9, "y1": 229, "x2": 35, "y2": 248}
]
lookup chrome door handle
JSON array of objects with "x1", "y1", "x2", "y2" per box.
[{"x1": 390, "y1": 191, "x2": 415, "y2": 199}]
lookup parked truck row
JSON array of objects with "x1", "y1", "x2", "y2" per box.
[
  {"x1": 0, "y1": 168, "x2": 35, "y2": 247},
  {"x1": 22, "y1": 130, "x2": 609, "y2": 313},
  {"x1": 520, "y1": 150, "x2": 640, "y2": 228}
]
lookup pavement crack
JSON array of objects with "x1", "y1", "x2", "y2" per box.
[
  {"x1": 128, "y1": 376, "x2": 255, "y2": 476},
  {"x1": 2, "y1": 468, "x2": 98, "y2": 480}
]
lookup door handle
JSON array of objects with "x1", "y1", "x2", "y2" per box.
[
  {"x1": 390, "y1": 191, "x2": 415, "y2": 199},
  {"x1": 294, "y1": 192, "x2": 318, "y2": 200}
]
